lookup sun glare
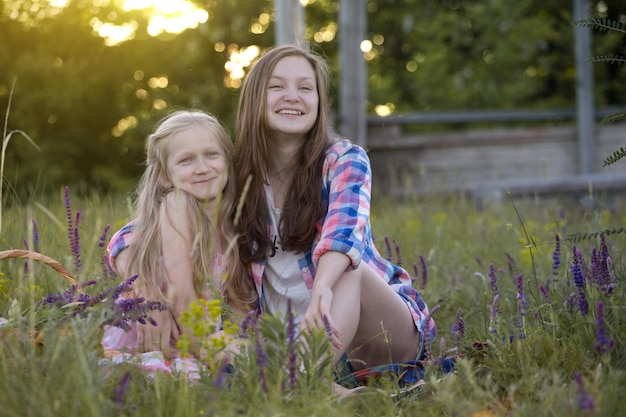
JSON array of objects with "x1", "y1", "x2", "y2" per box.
[{"x1": 92, "y1": 0, "x2": 208, "y2": 46}]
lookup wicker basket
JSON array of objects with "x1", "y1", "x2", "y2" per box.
[{"x1": 0, "y1": 249, "x2": 78, "y2": 287}]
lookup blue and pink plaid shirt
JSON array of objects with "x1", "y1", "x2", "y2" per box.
[{"x1": 250, "y1": 139, "x2": 437, "y2": 343}]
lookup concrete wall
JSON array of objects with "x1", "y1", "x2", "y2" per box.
[{"x1": 367, "y1": 124, "x2": 626, "y2": 199}]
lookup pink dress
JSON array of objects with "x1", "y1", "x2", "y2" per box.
[{"x1": 100, "y1": 223, "x2": 226, "y2": 380}]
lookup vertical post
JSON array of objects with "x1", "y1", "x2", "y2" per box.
[
  {"x1": 274, "y1": 0, "x2": 305, "y2": 46},
  {"x1": 339, "y1": 0, "x2": 367, "y2": 146},
  {"x1": 574, "y1": 0, "x2": 595, "y2": 175}
]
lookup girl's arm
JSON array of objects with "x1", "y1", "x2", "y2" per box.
[
  {"x1": 312, "y1": 142, "x2": 372, "y2": 268},
  {"x1": 160, "y1": 192, "x2": 199, "y2": 320},
  {"x1": 304, "y1": 143, "x2": 373, "y2": 345},
  {"x1": 136, "y1": 192, "x2": 199, "y2": 357}
]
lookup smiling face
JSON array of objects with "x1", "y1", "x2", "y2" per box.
[
  {"x1": 265, "y1": 55, "x2": 319, "y2": 141},
  {"x1": 165, "y1": 125, "x2": 228, "y2": 204}
]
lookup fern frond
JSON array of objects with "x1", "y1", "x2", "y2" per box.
[
  {"x1": 565, "y1": 227, "x2": 626, "y2": 244},
  {"x1": 590, "y1": 54, "x2": 626, "y2": 65},
  {"x1": 574, "y1": 18, "x2": 626, "y2": 34},
  {"x1": 602, "y1": 147, "x2": 626, "y2": 167},
  {"x1": 600, "y1": 111, "x2": 626, "y2": 125}
]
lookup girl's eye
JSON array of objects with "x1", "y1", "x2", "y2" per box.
[
  {"x1": 269, "y1": 84, "x2": 283, "y2": 90},
  {"x1": 179, "y1": 157, "x2": 192, "y2": 164}
]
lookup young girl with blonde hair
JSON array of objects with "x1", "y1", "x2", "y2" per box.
[{"x1": 102, "y1": 110, "x2": 256, "y2": 373}]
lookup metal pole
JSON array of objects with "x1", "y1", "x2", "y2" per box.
[
  {"x1": 574, "y1": 0, "x2": 595, "y2": 175},
  {"x1": 273, "y1": 0, "x2": 304, "y2": 46},
  {"x1": 339, "y1": 0, "x2": 367, "y2": 146}
]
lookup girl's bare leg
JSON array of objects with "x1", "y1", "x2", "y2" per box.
[{"x1": 330, "y1": 264, "x2": 421, "y2": 371}]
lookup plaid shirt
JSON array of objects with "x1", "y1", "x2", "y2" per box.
[{"x1": 250, "y1": 139, "x2": 413, "y2": 294}]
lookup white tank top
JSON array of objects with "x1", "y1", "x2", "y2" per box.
[{"x1": 263, "y1": 185, "x2": 311, "y2": 323}]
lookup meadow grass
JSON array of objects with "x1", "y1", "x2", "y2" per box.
[{"x1": 0, "y1": 187, "x2": 624, "y2": 417}]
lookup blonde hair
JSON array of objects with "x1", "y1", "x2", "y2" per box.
[{"x1": 121, "y1": 110, "x2": 256, "y2": 312}]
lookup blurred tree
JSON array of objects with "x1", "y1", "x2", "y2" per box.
[{"x1": 0, "y1": 0, "x2": 624, "y2": 198}]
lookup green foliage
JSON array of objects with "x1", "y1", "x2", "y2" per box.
[
  {"x1": 3, "y1": 189, "x2": 626, "y2": 416},
  {"x1": 575, "y1": 13, "x2": 626, "y2": 167},
  {"x1": 1, "y1": 0, "x2": 626, "y2": 195}
]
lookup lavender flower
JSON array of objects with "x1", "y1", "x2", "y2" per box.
[
  {"x1": 475, "y1": 256, "x2": 483, "y2": 268},
  {"x1": 551, "y1": 234, "x2": 561, "y2": 275},
  {"x1": 393, "y1": 240, "x2": 402, "y2": 266},
  {"x1": 254, "y1": 320, "x2": 268, "y2": 392},
  {"x1": 450, "y1": 308, "x2": 465, "y2": 348},
  {"x1": 516, "y1": 273, "x2": 527, "y2": 316},
  {"x1": 32, "y1": 219, "x2": 40, "y2": 253},
  {"x1": 597, "y1": 237, "x2": 611, "y2": 289},
  {"x1": 40, "y1": 276, "x2": 167, "y2": 331},
  {"x1": 489, "y1": 294, "x2": 500, "y2": 334},
  {"x1": 571, "y1": 247, "x2": 589, "y2": 316},
  {"x1": 594, "y1": 300, "x2": 614, "y2": 355},
  {"x1": 98, "y1": 224, "x2": 113, "y2": 279},
  {"x1": 71, "y1": 211, "x2": 82, "y2": 273},
  {"x1": 539, "y1": 285, "x2": 552, "y2": 305},
  {"x1": 322, "y1": 314, "x2": 333, "y2": 338},
  {"x1": 64, "y1": 185, "x2": 75, "y2": 250},
  {"x1": 590, "y1": 248, "x2": 600, "y2": 287},
  {"x1": 488, "y1": 263, "x2": 498, "y2": 297},
  {"x1": 412, "y1": 263, "x2": 419, "y2": 284},
  {"x1": 384, "y1": 236, "x2": 392, "y2": 261},
  {"x1": 287, "y1": 299, "x2": 297, "y2": 391},
  {"x1": 573, "y1": 372, "x2": 594, "y2": 411}
]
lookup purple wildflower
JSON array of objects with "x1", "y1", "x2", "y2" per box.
[
  {"x1": 489, "y1": 294, "x2": 500, "y2": 334},
  {"x1": 40, "y1": 277, "x2": 167, "y2": 331},
  {"x1": 516, "y1": 273, "x2": 527, "y2": 316},
  {"x1": 64, "y1": 186, "x2": 74, "y2": 244},
  {"x1": 450, "y1": 308, "x2": 465, "y2": 348},
  {"x1": 412, "y1": 263, "x2": 419, "y2": 284},
  {"x1": 573, "y1": 372, "x2": 594, "y2": 411},
  {"x1": 393, "y1": 240, "x2": 402, "y2": 266},
  {"x1": 287, "y1": 299, "x2": 297, "y2": 391},
  {"x1": 596, "y1": 237, "x2": 611, "y2": 289},
  {"x1": 254, "y1": 321, "x2": 268, "y2": 392},
  {"x1": 590, "y1": 248, "x2": 600, "y2": 287},
  {"x1": 551, "y1": 234, "x2": 561, "y2": 275},
  {"x1": 420, "y1": 255, "x2": 428, "y2": 289},
  {"x1": 571, "y1": 247, "x2": 589, "y2": 316},
  {"x1": 488, "y1": 263, "x2": 498, "y2": 297},
  {"x1": 475, "y1": 256, "x2": 483, "y2": 268},
  {"x1": 322, "y1": 314, "x2": 333, "y2": 338},
  {"x1": 98, "y1": 224, "x2": 114, "y2": 279},
  {"x1": 594, "y1": 301, "x2": 614, "y2": 355},
  {"x1": 539, "y1": 285, "x2": 552, "y2": 305},
  {"x1": 32, "y1": 219, "x2": 40, "y2": 253},
  {"x1": 384, "y1": 236, "x2": 392, "y2": 261},
  {"x1": 71, "y1": 211, "x2": 82, "y2": 273}
]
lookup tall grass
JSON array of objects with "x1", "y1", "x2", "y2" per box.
[{"x1": 0, "y1": 188, "x2": 624, "y2": 416}]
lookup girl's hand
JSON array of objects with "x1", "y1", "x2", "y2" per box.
[
  {"x1": 302, "y1": 285, "x2": 342, "y2": 350},
  {"x1": 136, "y1": 309, "x2": 180, "y2": 358}
]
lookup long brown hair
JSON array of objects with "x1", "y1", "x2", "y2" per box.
[
  {"x1": 121, "y1": 110, "x2": 256, "y2": 312},
  {"x1": 234, "y1": 44, "x2": 336, "y2": 264}
]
